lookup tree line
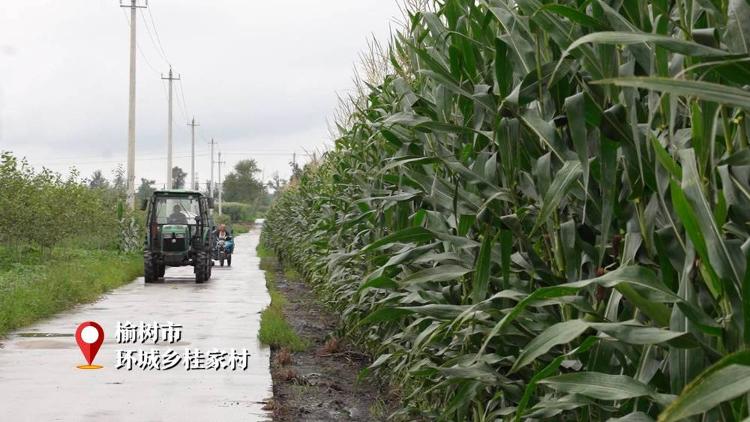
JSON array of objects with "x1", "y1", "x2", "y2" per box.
[{"x1": 0, "y1": 152, "x2": 124, "y2": 252}]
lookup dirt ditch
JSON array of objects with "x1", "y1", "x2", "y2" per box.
[{"x1": 264, "y1": 263, "x2": 395, "y2": 421}]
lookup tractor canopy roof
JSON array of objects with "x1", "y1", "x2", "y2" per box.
[{"x1": 153, "y1": 189, "x2": 205, "y2": 197}]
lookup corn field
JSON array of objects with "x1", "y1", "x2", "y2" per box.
[{"x1": 262, "y1": 0, "x2": 750, "y2": 420}]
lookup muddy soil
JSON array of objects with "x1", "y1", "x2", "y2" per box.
[{"x1": 266, "y1": 261, "x2": 395, "y2": 421}]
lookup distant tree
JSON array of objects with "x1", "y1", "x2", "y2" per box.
[
  {"x1": 137, "y1": 178, "x2": 156, "y2": 201},
  {"x1": 172, "y1": 166, "x2": 187, "y2": 189},
  {"x1": 222, "y1": 159, "x2": 264, "y2": 203},
  {"x1": 88, "y1": 170, "x2": 109, "y2": 189},
  {"x1": 111, "y1": 164, "x2": 126, "y2": 194},
  {"x1": 267, "y1": 172, "x2": 286, "y2": 192},
  {"x1": 289, "y1": 160, "x2": 302, "y2": 181}
]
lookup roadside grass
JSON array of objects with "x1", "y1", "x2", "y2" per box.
[
  {"x1": 257, "y1": 244, "x2": 307, "y2": 352},
  {"x1": 369, "y1": 399, "x2": 389, "y2": 420},
  {"x1": 256, "y1": 244, "x2": 275, "y2": 260},
  {"x1": 0, "y1": 248, "x2": 142, "y2": 336},
  {"x1": 283, "y1": 268, "x2": 300, "y2": 282},
  {"x1": 231, "y1": 223, "x2": 251, "y2": 235}
]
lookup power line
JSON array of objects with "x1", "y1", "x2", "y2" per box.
[
  {"x1": 145, "y1": 6, "x2": 172, "y2": 66},
  {"x1": 119, "y1": 9, "x2": 160, "y2": 76},
  {"x1": 176, "y1": 79, "x2": 190, "y2": 122},
  {"x1": 138, "y1": 9, "x2": 170, "y2": 67},
  {"x1": 222, "y1": 151, "x2": 314, "y2": 157},
  {"x1": 37, "y1": 150, "x2": 306, "y2": 165}
]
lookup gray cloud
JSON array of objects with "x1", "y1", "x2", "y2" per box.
[{"x1": 0, "y1": 0, "x2": 401, "y2": 186}]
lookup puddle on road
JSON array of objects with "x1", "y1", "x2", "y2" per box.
[
  {"x1": 14, "y1": 339, "x2": 75, "y2": 349},
  {"x1": 15, "y1": 333, "x2": 81, "y2": 350},
  {"x1": 18, "y1": 333, "x2": 73, "y2": 338}
]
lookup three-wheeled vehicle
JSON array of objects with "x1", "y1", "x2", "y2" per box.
[
  {"x1": 213, "y1": 233, "x2": 234, "y2": 267},
  {"x1": 141, "y1": 190, "x2": 214, "y2": 283}
]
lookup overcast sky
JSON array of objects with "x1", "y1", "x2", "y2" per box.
[{"x1": 0, "y1": 0, "x2": 402, "y2": 189}]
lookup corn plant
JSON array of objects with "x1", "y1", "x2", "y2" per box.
[{"x1": 263, "y1": 0, "x2": 750, "y2": 420}]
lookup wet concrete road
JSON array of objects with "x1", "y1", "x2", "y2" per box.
[{"x1": 0, "y1": 230, "x2": 272, "y2": 421}]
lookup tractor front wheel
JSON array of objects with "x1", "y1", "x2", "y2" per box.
[
  {"x1": 195, "y1": 251, "x2": 210, "y2": 283},
  {"x1": 144, "y1": 252, "x2": 157, "y2": 283}
]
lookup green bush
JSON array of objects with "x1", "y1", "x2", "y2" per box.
[
  {"x1": 0, "y1": 152, "x2": 145, "y2": 335},
  {"x1": 214, "y1": 213, "x2": 232, "y2": 226},
  {"x1": 0, "y1": 152, "x2": 120, "y2": 250},
  {"x1": 263, "y1": 1, "x2": 750, "y2": 420},
  {"x1": 221, "y1": 202, "x2": 255, "y2": 223}
]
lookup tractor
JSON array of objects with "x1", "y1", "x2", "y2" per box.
[{"x1": 141, "y1": 190, "x2": 214, "y2": 283}]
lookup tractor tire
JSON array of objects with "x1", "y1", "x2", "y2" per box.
[
  {"x1": 144, "y1": 252, "x2": 157, "y2": 283},
  {"x1": 227, "y1": 255, "x2": 232, "y2": 267},
  {"x1": 157, "y1": 263, "x2": 166, "y2": 278},
  {"x1": 195, "y1": 251, "x2": 208, "y2": 283}
]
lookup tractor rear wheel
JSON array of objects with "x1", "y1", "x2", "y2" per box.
[
  {"x1": 144, "y1": 252, "x2": 157, "y2": 283},
  {"x1": 157, "y1": 263, "x2": 166, "y2": 278}
]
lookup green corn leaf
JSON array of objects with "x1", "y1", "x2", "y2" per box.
[
  {"x1": 538, "y1": 4, "x2": 608, "y2": 31},
  {"x1": 567, "y1": 32, "x2": 729, "y2": 57},
  {"x1": 532, "y1": 161, "x2": 582, "y2": 235},
  {"x1": 608, "y1": 412, "x2": 656, "y2": 422},
  {"x1": 511, "y1": 319, "x2": 589, "y2": 372},
  {"x1": 659, "y1": 351, "x2": 750, "y2": 422},
  {"x1": 472, "y1": 229, "x2": 494, "y2": 304},
  {"x1": 564, "y1": 93, "x2": 590, "y2": 206},
  {"x1": 361, "y1": 227, "x2": 434, "y2": 252},
  {"x1": 541, "y1": 372, "x2": 673, "y2": 404},
  {"x1": 679, "y1": 149, "x2": 744, "y2": 292},
  {"x1": 400, "y1": 265, "x2": 473, "y2": 285},
  {"x1": 594, "y1": 77, "x2": 750, "y2": 110}
]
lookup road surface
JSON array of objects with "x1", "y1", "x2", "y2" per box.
[{"x1": 0, "y1": 230, "x2": 272, "y2": 421}]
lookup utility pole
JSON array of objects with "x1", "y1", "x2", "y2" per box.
[
  {"x1": 217, "y1": 152, "x2": 226, "y2": 215},
  {"x1": 120, "y1": 0, "x2": 147, "y2": 209},
  {"x1": 209, "y1": 138, "x2": 217, "y2": 198},
  {"x1": 161, "y1": 67, "x2": 180, "y2": 189},
  {"x1": 187, "y1": 117, "x2": 199, "y2": 190}
]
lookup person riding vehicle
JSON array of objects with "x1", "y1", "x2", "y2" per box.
[
  {"x1": 214, "y1": 224, "x2": 230, "y2": 240},
  {"x1": 212, "y1": 224, "x2": 235, "y2": 266}
]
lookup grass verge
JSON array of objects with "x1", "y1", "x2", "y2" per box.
[
  {"x1": 0, "y1": 249, "x2": 142, "y2": 336},
  {"x1": 257, "y1": 244, "x2": 307, "y2": 352},
  {"x1": 232, "y1": 223, "x2": 252, "y2": 235}
]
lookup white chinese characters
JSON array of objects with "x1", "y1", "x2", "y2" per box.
[{"x1": 114, "y1": 321, "x2": 251, "y2": 371}]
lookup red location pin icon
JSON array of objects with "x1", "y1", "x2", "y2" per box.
[{"x1": 75, "y1": 321, "x2": 104, "y2": 369}]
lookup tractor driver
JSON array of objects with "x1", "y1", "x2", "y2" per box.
[{"x1": 167, "y1": 204, "x2": 188, "y2": 224}]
